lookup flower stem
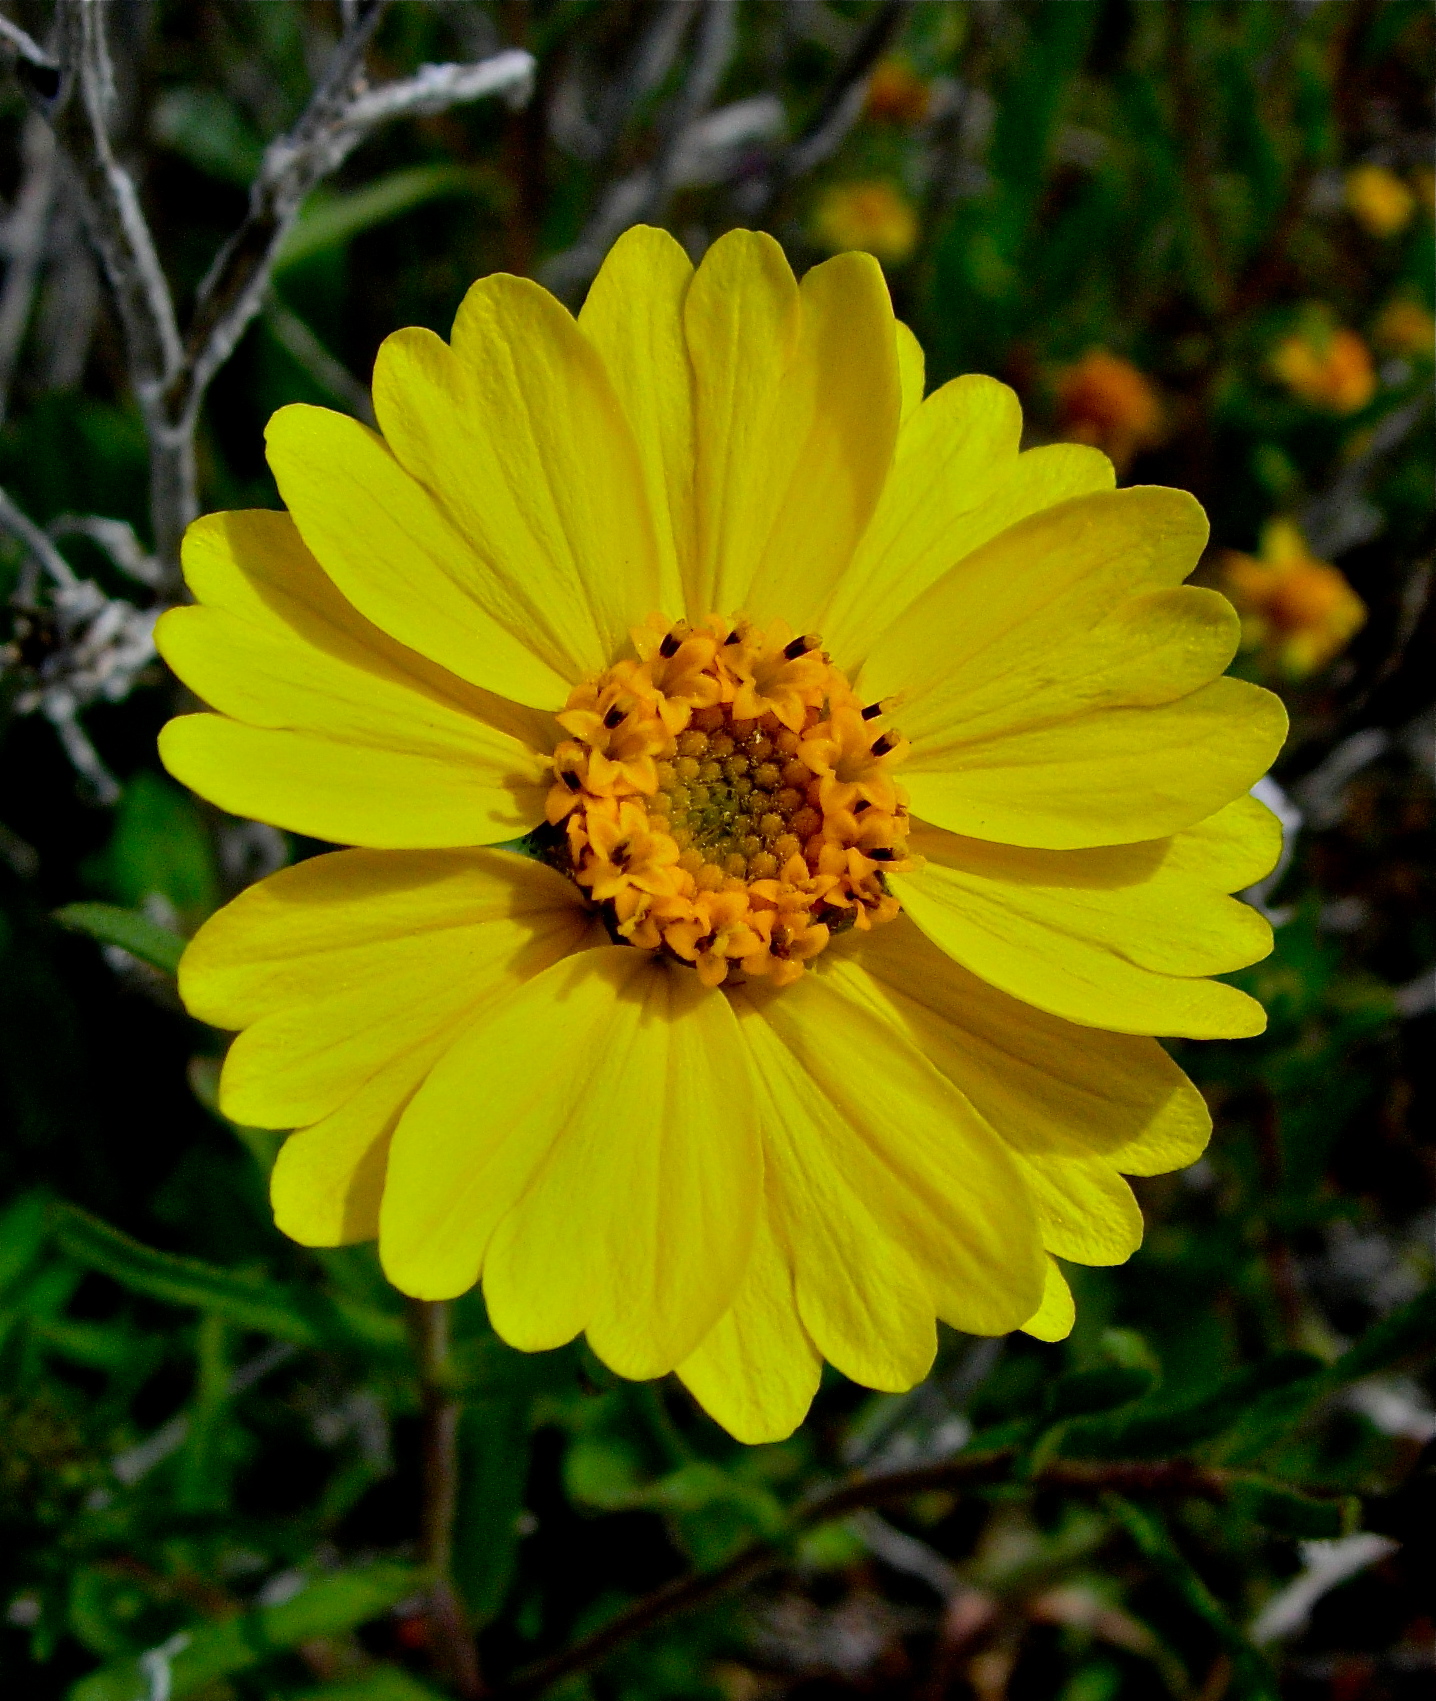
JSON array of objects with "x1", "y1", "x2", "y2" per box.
[{"x1": 412, "y1": 1299, "x2": 484, "y2": 1699}]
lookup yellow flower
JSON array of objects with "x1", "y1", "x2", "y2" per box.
[
  {"x1": 812, "y1": 181, "x2": 918, "y2": 265},
  {"x1": 1221, "y1": 520, "x2": 1366, "y2": 680},
  {"x1": 1270, "y1": 319, "x2": 1376, "y2": 414},
  {"x1": 156, "y1": 228, "x2": 1286, "y2": 1443},
  {"x1": 1344, "y1": 164, "x2": 1416, "y2": 238},
  {"x1": 1373, "y1": 297, "x2": 1435, "y2": 360},
  {"x1": 865, "y1": 57, "x2": 933, "y2": 125},
  {"x1": 1052, "y1": 349, "x2": 1164, "y2": 472}
]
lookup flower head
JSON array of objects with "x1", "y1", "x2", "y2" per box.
[
  {"x1": 1270, "y1": 315, "x2": 1376, "y2": 414},
  {"x1": 865, "y1": 57, "x2": 933, "y2": 125},
  {"x1": 1373, "y1": 297, "x2": 1435, "y2": 360},
  {"x1": 1221, "y1": 520, "x2": 1366, "y2": 680},
  {"x1": 157, "y1": 228, "x2": 1286, "y2": 1443},
  {"x1": 1052, "y1": 349, "x2": 1164, "y2": 471},
  {"x1": 1345, "y1": 164, "x2": 1416, "y2": 238},
  {"x1": 813, "y1": 181, "x2": 919, "y2": 264}
]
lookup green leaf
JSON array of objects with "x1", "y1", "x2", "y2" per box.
[
  {"x1": 1062, "y1": 1353, "x2": 1324, "y2": 1459},
  {"x1": 1327, "y1": 1284, "x2": 1436, "y2": 1383},
  {"x1": 1226, "y1": 1477, "x2": 1360, "y2": 1541},
  {"x1": 454, "y1": 1396, "x2": 531, "y2": 1625},
  {"x1": 152, "y1": 86, "x2": 264, "y2": 185},
  {"x1": 82, "y1": 773, "x2": 220, "y2": 930},
  {"x1": 1045, "y1": 1366, "x2": 1159, "y2": 1420},
  {"x1": 69, "y1": 1563, "x2": 426, "y2": 1701},
  {"x1": 292, "y1": 1668, "x2": 448, "y2": 1701},
  {"x1": 50, "y1": 1203, "x2": 324, "y2": 1345},
  {"x1": 52, "y1": 905, "x2": 186, "y2": 978},
  {"x1": 275, "y1": 165, "x2": 504, "y2": 275},
  {"x1": 1106, "y1": 1496, "x2": 1277, "y2": 1699},
  {"x1": 0, "y1": 1188, "x2": 51, "y2": 1297},
  {"x1": 1220, "y1": 1286, "x2": 1436, "y2": 1464}
]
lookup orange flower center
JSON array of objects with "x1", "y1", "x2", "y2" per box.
[{"x1": 541, "y1": 614, "x2": 912, "y2": 987}]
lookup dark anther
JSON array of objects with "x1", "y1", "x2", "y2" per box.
[
  {"x1": 560, "y1": 770, "x2": 582, "y2": 792},
  {"x1": 867, "y1": 846, "x2": 897, "y2": 861},
  {"x1": 861, "y1": 700, "x2": 884, "y2": 720},
  {"x1": 853, "y1": 799, "x2": 871, "y2": 814},
  {"x1": 724, "y1": 628, "x2": 742, "y2": 645},
  {"x1": 870, "y1": 731, "x2": 899, "y2": 757},
  {"x1": 783, "y1": 634, "x2": 818, "y2": 660},
  {"x1": 603, "y1": 704, "x2": 627, "y2": 729},
  {"x1": 659, "y1": 632, "x2": 681, "y2": 658}
]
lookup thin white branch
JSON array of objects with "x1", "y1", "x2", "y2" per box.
[
  {"x1": 0, "y1": 8, "x2": 57, "y2": 71},
  {"x1": 172, "y1": 47, "x2": 534, "y2": 425},
  {"x1": 0, "y1": 478, "x2": 77, "y2": 590},
  {"x1": 0, "y1": 112, "x2": 57, "y2": 421},
  {"x1": 337, "y1": 50, "x2": 535, "y2": 131},
  {"x1": 48, "y1": 513, "x2": 162, "y2": 586},
  {"x1": 53, "y1": 0, "x2": 182, "y2": 386},
  {"x1": 44, "y1": 697, "x2": 119, "y2": 804}
]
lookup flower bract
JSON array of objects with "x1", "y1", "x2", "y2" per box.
[{"x1": 157, "y1": 227, "x2": 1287, "y2": 1443}]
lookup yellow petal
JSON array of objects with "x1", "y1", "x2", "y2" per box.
[
  {"x1": 743, "y1": 252, "x2": 902, "y2": 633},
  {"x1": 578, "y1": 225, "x2": 695, "y2": 603},
  {"x1": 386, "y1": 950, "x2": 762, "y2": 1383},
  {"x1": 841, "y1": 914, "x2": 1212, "y2": 1176},
  {"x1": 1013, "y1": 1151, "x2": 1143, "y2": 1265},
  {"x1": 862, "y1": 488, "x2": 1287, "y2": 846},
  {"x1": 684, "y1": 229, "x2": 799, "y2": 616},
  {"x1": 180, "y1": 849, "x2": 590, "y2": 1127},
  {"x1": 737, "y1": 974, "x2": 1045, "y2": 1351},
  {"x1": 904, "y1": 674, "x2": 1286, "y2": 852},
  {"x1": 824, "y1": 377, "x2": 1111, "y2": 668},
  {"x1": 737, "y1": 998, "x2": 936, "y2": 1389},
  {"x1": 270, "y1": 1040, "x2": 450, "y2": 1247},
  {"x1": 892, "y1": 800, "x2": 1274, "y2": 1038},
  {"x1": 1021, "y1": 1259, "x2": 1075, "y2": 1343},
  {"x1": 895, "y1": 320, "x2": 925, "y2": 420},
  {"x1": 265, "y1": 405, "x2": 572, "y2": 709},
  {"x1": 157, "y1": 511, "x2": 549, "y2": 847},
  {"x1": 160, "y1": 716, "x2": 542, "y2": 850},
  {"x1": 685, "y1": 235, "x2": 900, "y2": 625},
  {"x1": 677, "y1": 1185, "x2": 823, "y2": 1444},
  {"x1": 373, "y1": 273, "x2": 667, "y2": 677}
]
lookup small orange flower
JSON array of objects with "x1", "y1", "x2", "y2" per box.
[
  {"x1": 813, "y1": 181, "x2": 918, "y2": 265},
  {"x1": 865, "y1": 58, "x2": 932, "y2": 125},
  {"x1": 1373, "y1": 298, "x2": 1435, "y2": 360},
  {"x1": 1345, "y1": 165, "x2": 1416, "y2": 238},
  {"x1": 1222, "y1": 520, "x2": 1366, "y2": 680},
  {"x1": 1270, "y1": 318, "x2": 1375, "y2": 415},
  {"x1": 1052, "y1": 349, "x2": 1163, "y2": 471}
]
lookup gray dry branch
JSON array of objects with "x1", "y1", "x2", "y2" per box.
[{"x1": 0, "y1": 0, "x2": 532, "y2": 795}]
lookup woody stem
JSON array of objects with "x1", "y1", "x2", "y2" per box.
[{"x1": 412, "y1": 1299, "x2": 483, "y2": 1699}]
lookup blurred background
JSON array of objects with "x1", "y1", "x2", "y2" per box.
[{"x1": 0, "y1": 4, "x2": 1432, "y2": 1699}]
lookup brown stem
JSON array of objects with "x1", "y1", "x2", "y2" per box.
[
  {"x1": 489, "y1": 1451, "x2": 1247, "y2": 1700},
  {"x1": 412, "y1": 1299, "x2": 483, "y2": 1700}
]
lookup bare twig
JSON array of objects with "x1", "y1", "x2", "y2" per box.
[
  {"x1": 48, "y1": 513, "x2": 162, "y2": 587},
  {"x1": 33, "y1": 0, "x2": 532, "y2": 587},
  {"x1": 0, "y1": 113, "x2": 58, "y2": 421},
  {"x1": 0, "y1": 8, "x2": 57, "y2": 73},
  {"x1": 0, "y1": 478, "x2": 78, "y2": 592},
  {"x1": 489, "y1": 1451, "x2": 1261, "y2": 1700},
  {"x1": 543, "y1": 0, "x2": 736, "y2": 298},
  {"x1": 737, "y1": 0, "x2": 906, "y2": 220},
  {"x1": 34, "y1": 170, "x2": 100, "y2": 391},
  {"x1": 171, "y1": 43, "x2": 533, "y2": 430},
  {"x1": 412, "y1": 1301, "x2": 483, "y2": 1701}
]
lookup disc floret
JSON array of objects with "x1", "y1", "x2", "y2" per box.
[{"x1": 545, "y1": 614, "x2": 913, "y2": 986}]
